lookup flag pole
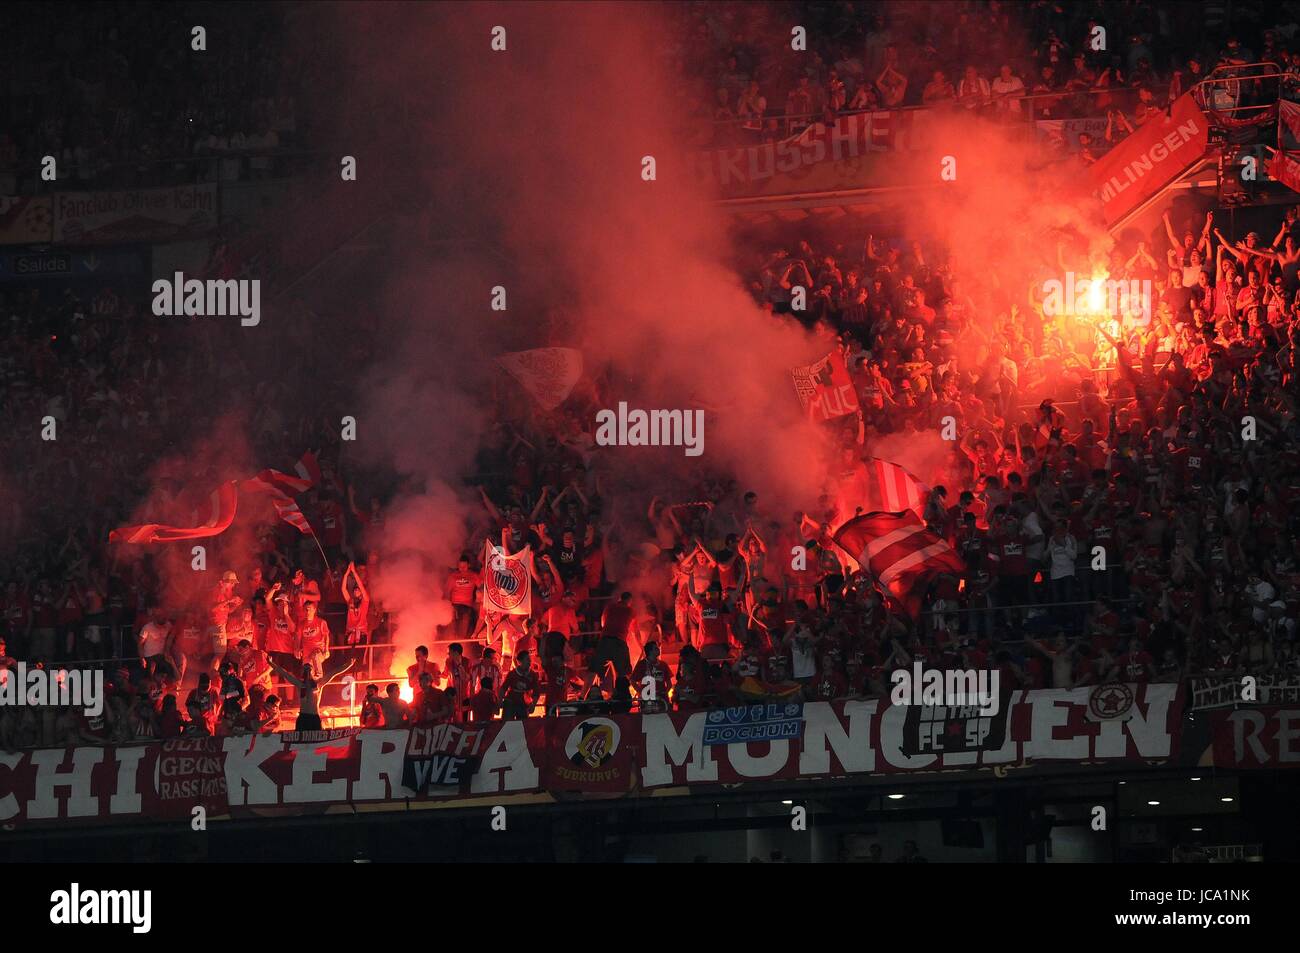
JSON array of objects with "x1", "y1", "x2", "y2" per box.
[{"x1": 307, "y1": 524, "x2": 331, "y2": 573}]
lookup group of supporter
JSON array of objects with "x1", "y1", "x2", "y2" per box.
[
  {"x1": 8, "y1": 187, "x2": 1300, "y2": 739},
  {"x1": 680, "y1": 0, "x2": 1300, "y2": 149},
  {"x1": 7, "y1": 5, "x2": 1300, "y2": 749}
]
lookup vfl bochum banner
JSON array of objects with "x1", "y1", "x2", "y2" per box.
[{"x1": 703, "y1": 702, "x2": 805, "y2": 746}]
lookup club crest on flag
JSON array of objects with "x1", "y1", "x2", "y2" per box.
[
  {"x1": 482, "y1": 542, "x2": 533, "y2": 615},
  {"x1": 566, "y1": 718, "x2": 620, "y2": 769}
]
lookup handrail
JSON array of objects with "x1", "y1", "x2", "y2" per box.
[
  {"x1": 1190, "y1": 61, "x2": 1290, "y2": 122},
  {"x1": 705, "y1": 82, "x2": 1164, "y2": 131}
]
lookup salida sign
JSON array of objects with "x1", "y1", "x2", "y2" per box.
[{"x1": 0, "y1": 687, "x2": 1183, "y2": 827}]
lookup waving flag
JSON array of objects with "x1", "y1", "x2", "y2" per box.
[
  {"x1": 270, "y1": 492, "x2": 312, "y2": 535},
  {"x1": 792, "y1": 351, "x2": 859, "y2": 423},
  {"x1": 833, "y1": 511, "x2": 963, "y2": 616},
  {"x1": 248, "y1": 467, "x2": 311, "y2": 497},
  {"x1": 496, "y1": 348, "x2": 583, "y2": 410},
  {"x1": 110, "y1": 481, "x2": 239, "y2": 544},
  {"x1": 483, "y1": 542, "x2": 534, "y2": 616},
  {"x1": 865, "y1": 458, "x2": 927, "y2": 517},
  {"x1": 1280, "y1": 101, "x2": 1300, "y2": 152},
  {"x1": 1268, "y1": 148, "x2": 1300, "y2": 195},
  {"x1": 242, "y1": 452, "x2": 322, "y2": 534},
  {"x1": 295, "y1": 450, "x2": 322, "y2": 489}
]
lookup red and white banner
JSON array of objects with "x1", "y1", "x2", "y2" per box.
[
  {"x1": 1208, "y1": 707, "x2": 1300, "y2": 768},
  {"x1": 1280, "y1": 101, "x2": 1300, "y2": 152},
  {"x1": 248, "y1": 467, "x2": 312, "y2": 498},
  {"x1": 53, "y1": 185, "x2": 218, "y2": 244},
  {"x1": 833, "y1": 510, "x2": 964, "y2": 615},
  {"x1": 865, "y1": 458, "x2": 927, "y2": 518},
  {"x1": 483, "y1": 542, "x2": 534, "y2": 616},
  {"x1": 294, "y1": 450, "x2": 322, "y2": 489},
  {"x1": 1087, "y1": 92, "x2": 1210, "y2": 227},
  {"x1": 242, "y1": 454, "x2": 319, "y2": 535},
  {"x1": 693, "y1": 111, "x2": 919, "y2": 190},
  {"x1": 496, "y1": 348, "x2": 583, "y2": 410},
  {"x1": 109, "y1": 481, "x2": 239, "y2": 544},
  {"x1": 792, "y1": 350, "x2": 860, "y2": 423},
  {"x1": 0, "y1": 688, "x2": 1183, "y2": 828},
  {"x1": 270, "y1": 493, "x2": 312, "y2": 535},
  {"x1": 1268, "y1": 149, "x2": 1300, "y2": 195}
]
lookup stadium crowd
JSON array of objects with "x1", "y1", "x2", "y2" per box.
[
  {"x1": 677, "y1": 0, "x2": 1300, "y2": 149},
  {"x1": 5, "y1": 3, "x2": 1300, "y2": 748}
]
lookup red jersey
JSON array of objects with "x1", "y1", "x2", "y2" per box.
[
  {"x1": 57, "y1": 592, "x2": 83, "y2": 626},
  {"x1": 990, "y1": 531, "x2": 1029, "y2": 576},
  {"x1": 297, "y1": 617, "x2": 330, "y2": 658},
  {"x1": 500, "y1": 666, "x2": 540, "y2": 705},
  {"x1": 541, "y1": 655, "x2": 571, "y2": 705},
  {"x1": 318, "y1": 499, "x2": 344, "y2": 546},
  {"x1": 467, "y1": 689, "x2": 498, "y2": 723},
  {"x1": 1116, "y1": 651, "x2": 1154, "y2": 683},
  {"x1": 445, "y1": 570, "x2": 481, "y2": 607},
  {"x1": 814, "y1": 670, "x2": 847, "y2": 701},
  {"x1": 632, "y1": 658, "x2": 673, "y2": 704},
  {"x1": 177, "y1": 619, "x2": 206, "y2": 658},
  {"x1": 697, "y1": 595, "x2": 733, "y2": 651},
  {"x1": 472, "y1": 660, "x2": 502, "y2": 697},
  {"x1": 265, "y1": 615, "x2": 295, "y2": 654},
  {"x1": 601, "y1": 603, "x2": 635, "y2": 640},
  {"x1": 445, "y1": 656, "x2": 475, "y2": 711},
  {"x1": 208, "y1": 585, "x2": 237, "y2": 627},
  {"x1": 407, "y1": 658, "x2": 442, "y2": 689},
  {"x1": 1, "y1": 593, "x2": 31, "y2": 632},
  {"x1": 411, "y1": 687, "x2": 452, "y2": 725}
]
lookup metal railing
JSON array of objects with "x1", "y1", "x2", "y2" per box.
[
  {"x1": 1190, "y1": 62, "x2": 1289, "y2": 125},
  {"x1": 706, "y1": 82, "x2": 1155, "y2": 132}
]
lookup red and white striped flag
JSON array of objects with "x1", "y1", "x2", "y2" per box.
[
  {"x1": 864, "y1": 457, "x2": 927, "y2": 518},
  {"x1": 833, "y1": 510, "x2": 963, "y2": 616},
  {"x1": 248, "y1": 467, "x2": 312, "y2": 497},
  {"x1": 110, "y1": 481, "x2": 240, "y2": 544},
  {"x1": 271, "y1": 492, "x2": 312, "y2": 535},
  {"x1": 294, "y1": 450, "x2": 322, "y2": 489}
]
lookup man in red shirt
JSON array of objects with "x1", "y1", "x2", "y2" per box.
[
  {"x1": 296, "y1": 600, "x2": 331, "y2": 680},
  {"x1": 690, "y1": 580, "x2": 738, "y2": 661},
  {"x1": 540, "y1": 646, "x2": 572, "y2": 714},
  {"x1": 410, "y1": 671, "x2": 453, "y2": 725},
  {"x1": 406, "y1": 645, "x2": 442, "y2": 690},
  {"x1": 543, "y1": 590, "x2": 581, "y2": 639},
  {"x1": 1110, "y1": 638, "x2": 1156, "y2": 683},
  {"x1": 988, "y1": 507, "x2": 1031, "y2": 623},
  {"x1": 316, "y1": 493, "x2": 346, "y2": 558},
  {"x1": 208, "y1": 570, "x2": 244, "y2": 677},
  {"x1": 631, "y1": 641, "x2": 673, "y2": 712},
  {"x1": 444, "y1": 642, "x2": 475, "y2": 721},
  {"x1": 445, "y1": 555, "x2": 480, "y2": 638},
  {"x1": 466, "y1": 677, "x2": 499, "y2": 723},
  {"x1": 500, "y1": 650, "x2": 541, "y2": 719},
  {"x1": 472, "y1": 647, "x2": 503, "y2": 699}
]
